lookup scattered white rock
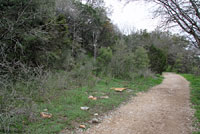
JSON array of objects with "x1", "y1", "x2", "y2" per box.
[
  {"x1": 100, "y1": 96, "x2": 109, "y2": 99},
  {"x1": 94, "y1": 113, "x2": 99, "y2": 116},
  {"x1": 80, "y1": 106, "x2": 90, "y2": 110}
]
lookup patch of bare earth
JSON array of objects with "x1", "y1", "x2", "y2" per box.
[{"x1": 62, "y1": 73, "x2": 194, "y2": 134}]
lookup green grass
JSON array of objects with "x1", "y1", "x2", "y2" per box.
[
  {"x1": 182, "y1": 74, "x2": 200, "y2": 134},
  {"x1": 26, "y1": 76, "x2": 163, "y2": 134}
]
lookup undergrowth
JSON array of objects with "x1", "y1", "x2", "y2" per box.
[
  {"x1": 0, "y1": 67, "x2": 163, "y2": 134},
  {"x1": 25, "y1": 74, "x2": 163, "y2": 134},
  {"x1": 182, "y1": 74, "x2": 200, "y2": 134}
]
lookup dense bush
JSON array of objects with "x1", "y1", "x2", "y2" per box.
[
  {"x1": 108, "y1": 40, "x2": 134, "y2": 79},
  {"x1": 0, "y1": 0, "x2": 114, "y2": 132},
  {"x1": 132, "y1": 46, "x2": 149, "y2": 70},
  {"x1": 96, "y1": 47, "x2": 113, "y2": 74},
  {"x1": 148, "y1": 45, "x2": 168, "y2": 74},
  {"x1": 108, "y1": 41, "x2": 151, "y2": 79}
]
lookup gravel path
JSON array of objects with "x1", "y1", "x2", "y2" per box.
[{"x1": 63, "y1": 73, "x2": 194, "y2": 134}]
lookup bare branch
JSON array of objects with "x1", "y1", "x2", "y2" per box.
[{"x1": 127, "y1": 0, "x2": 200, "y2": 48}]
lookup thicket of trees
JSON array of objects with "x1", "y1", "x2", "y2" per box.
[
  {"x1": 0, "y1": 0, "x2": 199, "y2": 133},
  {"x1": 128, "y1": 30, "x2": 199, "y2": 73}
]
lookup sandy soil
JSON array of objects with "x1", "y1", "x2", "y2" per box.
[{"x1": 62, "y1": 73, "x2": 194, "y2": 134}]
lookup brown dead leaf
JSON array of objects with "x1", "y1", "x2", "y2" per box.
[
  {"x1": 88, "y1": 96, "x2": 97, "y2": 100},
  {"x1": 92, "y1": 97, "x2": 97, "y2": 100},
  {"x1": 40, "y1": 112, "x2": 52, "y2": 119},
  {"x1": 111, "y1": 88, "x2": 126, "y2": 92},
  {"x1": 79, "y1": 125, "x2": 86, "y2": 129}
]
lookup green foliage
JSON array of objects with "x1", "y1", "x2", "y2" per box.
[
  {"x1": 26, "y1": 73, "x2": 163, "y2": 134},
  {"x1": 98, "y1": 20, "x2": 119, "y2": 47},
  {"x1": 108, "y1": 41, "x2": 151, "y2": 79},
  {"x1": 96, "y1": 47, "x2": 113, "y2": 73},
  {"x1": 97, "y1": 47, "x2": 113, "y2": 65},
  {"x1": 192, "y1": 66, "x2": 200, "y2": 76},
  {"x1": 148, "y1": 45, "x2": 168, "y2": 74},
  {"x1": 0, "y1": 1, "x2": 119, "y2": 132},
  {"x1": 0, "y1": 0, "x2": 118, "y2": 76},
  {"x1": 182, "y1": 74, "x2": 200, "y2": 133},
  {"x1": 173, "y1": 53, "x2": 184, "y2": 73},
  {"x1": 133, "y1": 46, "x2": 149, "y2": 70},
  {"x1": 0, "y1": 68, "x2": 43, "y2": 133},
  {"x1": 108, "y1": 40, "x2": 134, "y2": 79},
  {"x1": 124, "y1": 30, "x2": 200, "y2": 74}
]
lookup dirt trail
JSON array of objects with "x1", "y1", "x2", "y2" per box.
[{"x1": 62, "y1": 73, "x2": 194, "y2": 134}]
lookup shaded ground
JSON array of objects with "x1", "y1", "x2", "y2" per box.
[{"x1": 63, "y1": 73, "x2": 194, "y2": 134}]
